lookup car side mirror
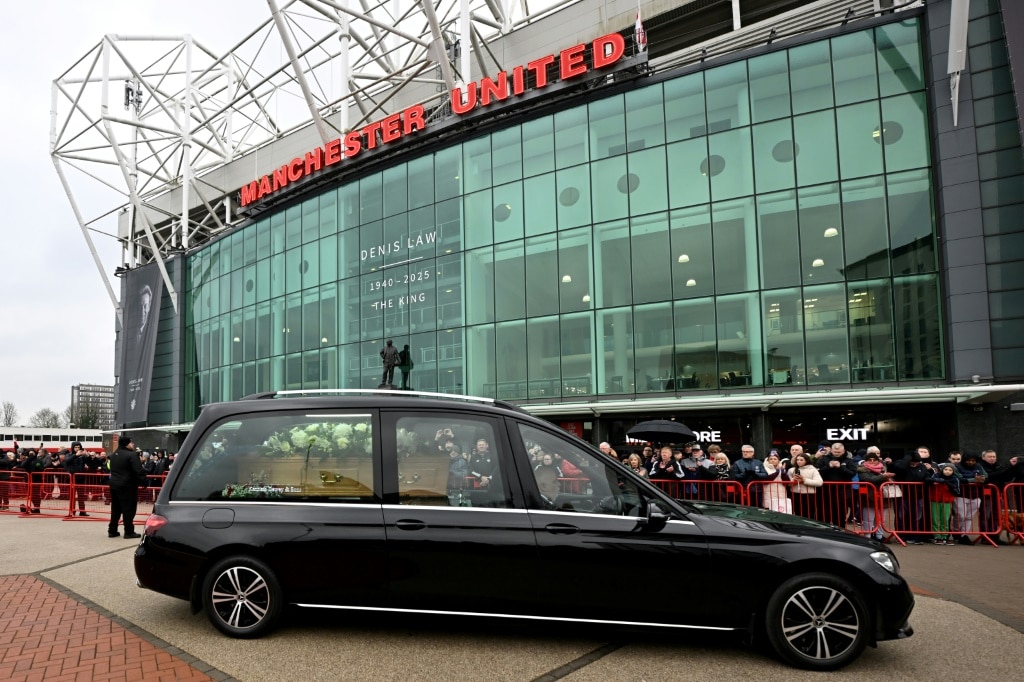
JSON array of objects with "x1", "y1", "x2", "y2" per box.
[{"x1": 641, "y1": 499, "x2": 669, "y2": 532}]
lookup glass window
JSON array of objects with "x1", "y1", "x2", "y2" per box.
[
  {"x1": 798, "y1": 184, "x2": 844, "y2": 285},
  {"x1": 976, "y1": 121, "x2": 1022, "y2": 154},
  {"x1": 708, "y1": 127, "x2": 753, "y2": 200},
  {"x1": 842, "y1": 176, "x2": 890, "y2": 280},
  {"x1": 704, "y1": 61, "x2": 749, "y2": 131},
  {"x1": 881, "y1": 93, "x2": 929, "y2": 172},
  {"x1": 633, "y1": 303, "x2": 674, "y2": 392},
  {"x1": 358, "y1": 220, "x2": 384, "y2": 275},
  {"x1": 664, "y1": 72, "x2": 706, "y2": 142},
  {"x1": 382, "y1": 164, "x2": 408, "y2": 217},
  {"x1": 626, "y1": 83, "x2": 665, "y2": 150},
  {"x1": 667, "y1": 137, "x2": 711, "y2": 208},
  {"x1": 757, "y1": 191, "x2": 800, "y2": 289},
  {"x1": 763, "y1": 288, "x2": 805, "y2": 386},
  {"x1": 435, "y1": 253, "x2": 463, "y2": 328},
  {"x1": 270, "y1": 212, "x2": 287, "y2": 255},
  {"x1": 986, "y1": 231, "x2": 1024, "y2": 264},
  {"x1": 301, "y1": 242, "x2": 320, "y2": 290},
  {"x1": 300, "y1": 198, "x2": 319, "y2": 244},
  {"x1": 527, "y1": 316, "x2": 561, "y2": 398},
  {"x1": 804, "y1": 284, "x2": 850, "y2": 384},
  {"x1": 435, "y1": 197, "x2": 463, "y2": 255},
  {"x1": 630, "y1": 213, "x2": 671, "y2": 304},
  {"x1": 597, "y1": 307, "x2": 634, "y2": 394},
  {"x1": 994, "y1": 348, "x2": 1024, "y2": 377},
  {"x1": 493, "y1": 241, "x2": 525, "y2": 321},
  {"x1": 982, "y1": 176, "x2": 1024, "y2": 208},
  {"x1": 556, "y1": 166, "x2": 591, "y2": 229},
  {"x1": 837, "y1": 102, "x2": 884, "y2": 179},
  {"x1": 524, "y1": 172, "x2": 557, "y2": 237},
  {"x1": 408, "y1": 155, "x2": 434, "y2": 209},
  {"x1": 525, "y1": 233, "x2": 559, "y2": 317},
  {"x1": 983, "y1": 204, "x2": 1024, "y2": 236},
  {"x1": 492, "y1": 181, "x2": 524, "y2": 244},
  {"x1": 495, "y1": 321, "x2": 527, "y2": 400},
  {"x1": 285, "y1": 293, "x2": 302, "y2": 354},
  {"x1": 517, "y1": 423, "x2": 644, "y2": 516},
  {"x1": 463, "y1": 189, "x2": 494, "y2": 250},
  {"x1": 319, "y1": 235, "x2": 338, "y2": 284},
  {"x1": 876, "y1": 20, "x2": 924, "y2": 96},
  {"x1": 285, "y1": 205, "x2": 302, "y2": 251},
  {"x1": 794, "y1": 110, "x2": 839, "y2": 185},
  {"x1": 320, "y1": 284, "x2": 336, "y2": 348},
  {"x1": 991, "y1": 319, "x2": 1024, "y2": 349},
  {"x1": 670, "y1": 206, "x2": 714, "y2": 299},
  {"x1": 554, "y1": 106, "x2": 589, "y2": 168},
  {"x1": 522, "y1": 116, "x2": 555, "y2": 177},
  {"x1": 887, "y1": 170, "x2": 936, "y2": 275},
  {"x1": 673, "y1": 298, "x2": 716, "y2": 390},
  {"x1": 591, "y1": 156, "x2": 629, "y2": 223},
  {"x1": 893, "y1": 274, "x2": 943, "y2": 380},
  {"x1": 832, "y1": 31, "x2": 878, "y2": 105},
  {"x1": 589, "y1": 95, "x2": 626, "y2": 160},
  {"x1": 173, "y1": 412, "x2": 376, "y2": 502},
  {"x1": 627, "y1": 146, "x2": 668, "y2": 215},
  {"x1": 284, "y1": 247, "x2": 301, "y2": 294},
  {"x1": 255, "y1": 218, "x2": 271, "y2": 260},
  {"x1": 990, "y1": 289, "x2": 1024, "y2": 318},
  {"x1": 789, "y1": 41, "x2": 834, "y2": 114},
  {"x1": 339, "y1": 183, "x2": 359, "y2": 231},
  {"x1": 339, "y1": 229, "x2": 360, "y2": 280},
  {"x1": 975, "y1": 94, "x2": 1020, "y2": 129},
  {"x1": 848, "y1": 280, "x2": 895, "y2": 383},
  {"x1": 748, "y1": 51, "x2": 791, "y2": 123},
  {"x1": 716, "y1": 293, "x2": 762, "y2": 388},
  {"x1": 713, "y1": 197, "x2": 757, "y2": 294},
  {"x1": 595, "y1": 219, "x2": 633, "y2": 308},
  {"x1": 394, "y1": 415, "x2": 510, "y2": 508},
  {"x1": 435, "y1": 146, "x2": 462, "y2": 201},
  {"x1": 968, "y1": 40, "x2": 1007, "y2": 72},
  {"x1": 463, "y1": 136, "x2": 492, "y2": 193},
  {"x1": 988, "y1": 262, "x2": 1024, "y2": 290},
  {"x1": 753, "y1": 119, "x2": 795, "y2": 193},
  {"x1": 560, "y1": 313, "x2": 594, "y2": 397},
  {"x1": 492, "y1": 127, "x2": 522, "y2": 186},
  {"x1": 359, "y1": 173, "x2": 383, "y2": 224},
  {"x1": 242, "y1": 264, "x2": 256, "y2": 308},
  {"x1": 558, "y1": 228, "x2": 592, "y2": 314},
  {"x1": 464, "y1": 246, "x2": 494, "y2": 325}
]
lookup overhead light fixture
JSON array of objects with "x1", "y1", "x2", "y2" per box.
[
  {"x1": 561, "y1": 274, "x2": 572, "y2": 283},
  {"x1": 823, "y1": 227, "x2": 839, "y2": 238},
  {"x1": 321, "y1": 337, "x2": 328, "y2": 343},
  {"x1": 582, "y1": 294, "x2": 591, "y2": 303},
  {"x1": 677, "y1": 254, "x2": 690, "y2": 263},
  {"x1": 232, "y1": 336, "x2": 241, "y2": 343},
  {"x1": 812, "y1": 258, "x2": 824, "y2": 268},
  {"x1": 686, "y1": 278, "x2": 697, "y2": 287}
]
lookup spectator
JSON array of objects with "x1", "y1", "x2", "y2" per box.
[
  {"x1": 19, "y1": 449, "x2": 45, "y2": 514},
  {"x1": 816, "y1": 442, "x2": 857, "y2": 528},
  {"x1": 699, "y1": 452, "x2": 735, "y2": 502},
  {"x1": 624, "y1": 453, "x2": 648, "y2": 480},
  {"x1": 63, "y1": 442, "x2": 90, "y2": 517},
  {"x1": 762, "y1": 452, "x2": 792, "y2": 514},
  {"x1": 108, "y1": 436, "x2": 146, "y2": 539},
  {"x1": 789, "y1": 453, "x2": 823, "y2": 520},
  {"x1": 891, "y1": 452, "x2": 930, "y2": 544},
  {"x1": 680, "y1": 444, "x2": 712, "y2": 476},
  {"x1": 469, "y1": 438, "x2": 496, "y2": 488},
  {"x1": 648, "y1": 446, "x2": 684, "y2": 481},
  {"x1": 533, "y1": 452, "x2": 563, "y2": 504},
  {"x1": 953, "y1": 452, "x2": 987, "y2": 544},
  {"x1": 0, "y1": 451, "x2": 13, "y2": 510},
  {"x1": 979, "y1": 449, "x2": 1013, "y2": 543},
  {"x1": 856, "y1": 447, "x2": 894, "y2": 541},
  {"x1": 640, "y1": 446, "x2": 656, "y2": 471},
  {"x1": 928, "y1": 462, "x2": 960, "y2": 545},
  {"x1": 731, "y1": 444, "x2": 767, "y2": 506}
]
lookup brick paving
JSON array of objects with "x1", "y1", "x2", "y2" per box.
[{"x1": 0, "y1": 575, "x2": 224, "y2": 682}]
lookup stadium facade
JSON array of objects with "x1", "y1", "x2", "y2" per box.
[{"x1": 51, "y1": 0, "x2": 1024, "y2": 456}]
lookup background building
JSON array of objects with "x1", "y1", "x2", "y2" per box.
[
  {"x1": 69, "y1": 383, "x2": 115, "y2": 431},
  {"x1": 52, "y1": 0, "x2": 1024, "y2": 457}
]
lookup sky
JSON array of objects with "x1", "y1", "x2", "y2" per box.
[{"x1": 0, "y1": 1, "x2": 261, "y2": 423}]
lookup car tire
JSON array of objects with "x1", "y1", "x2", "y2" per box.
[
  {"x1": 764, "y1": 572, "x2": 870, "y2": 670},
  {"x1": 202, "y1": 556, "x2": 283, "y2": 638}
]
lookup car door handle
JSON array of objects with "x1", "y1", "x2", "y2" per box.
[
  {"x1": 394, "y1": 520, "x2": 427, "y2": 531},
  {"x1": 544, "y1": 523, "x2": 580, "y2": 535}
]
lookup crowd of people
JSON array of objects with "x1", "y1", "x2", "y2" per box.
[
  {"x1": 0, "y1": 442, "x2": 175, "y2": 515},
  {"x1": 606, "y1": 441, "x2": 1024, "y2": 545}
]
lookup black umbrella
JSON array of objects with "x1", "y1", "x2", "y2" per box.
[{"x1": 626, "y1": 419, "x2": 696, "y2": 444}]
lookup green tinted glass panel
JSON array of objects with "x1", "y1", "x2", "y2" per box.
[
  {"x1": 627, "y1": 146, "x2": 668, "y2": 215},
  {"x1": 832, "y1": 31, "x2": 878, "y2": 105},
  {"x1": 789, "y1": 41, "x2": 834, "y2": 114},
  {"x1": 837, "y1": 102, "x2": 883, "y2": 179},
  {"x1": 554, "y1": 106, "x2": 589, "y2": 168},
  {"x1": 881, "y1": 93, "x2": 929, "y2": 172},
  {"x1": 626, "y1": 83, "x2": 665, "y2": 149},
  {"x1": 589, "y1": 94, "x2": 626, "y2": 160},
  {"x1": 748, "y1": 51, "x2": 791, "y2": 123},
  {"x1": 753, "y1": 119, "x2": 795, "y2": 193},
  {"x1": 708, "y1": 127, "x2": 753, "y2": 200},
  {"x1": 591, "y1": 156, "x2": 628, "y2": 223},
  {"x1": 524, "y1": 173, "x2": 556, "y2": 236},
  {"x1": 876, "y1": 21, "x2": 924, "y2": 96},
  {"x1": 522, "y1": 116, "x2": 555, "y2": 177},
  {"x1": 667, "y1": 138, "x2": 710, "y2": 208},
  {"x1": 664, "y1": 72, "x2": 706, "y2": 142}
]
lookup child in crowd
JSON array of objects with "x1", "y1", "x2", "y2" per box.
[{"x1": 928, "y1": 462, "x2": 960, "y2": 545}]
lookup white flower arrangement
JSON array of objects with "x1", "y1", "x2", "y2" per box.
[{"x1": 265, "y1": 421, "x2": 373, "y2": 460}]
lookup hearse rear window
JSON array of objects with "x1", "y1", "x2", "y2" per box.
[{"x1": 174, "y1": 412, "x2": 376, "y2": 502}]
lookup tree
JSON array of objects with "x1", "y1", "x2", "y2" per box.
[
  {"x1": 67, "y1": 398, "x2": 101, "y2": 429},
  {"x1": 29, "y1": 408, "x2": 63, "y2": 428},
  {"x1": 1, "y1": 401, "x2": 17, "y2": 427},
  {"x1": 63, "y1": 404, "x2": 75, "y2": 428}
]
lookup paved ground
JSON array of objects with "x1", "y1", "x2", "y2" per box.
[{"x1": 1, "y1": 513, "x2": 1022, "y2": 681}]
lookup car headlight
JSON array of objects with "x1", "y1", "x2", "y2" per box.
[{"x1": 870, "y1": 551, "x2": 897, "y2": 574}]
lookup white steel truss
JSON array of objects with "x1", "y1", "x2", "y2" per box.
[{"x1": 50, "y1": 0, "x2": 583, "y2": 321}]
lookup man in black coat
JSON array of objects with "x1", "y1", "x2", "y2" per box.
[
  {"x1": 63, "y1": 442, "x2": 90, "y2": 517},
  {"x1": 108, "y1": 436, "x2": 146, "y2": 538},
  {"x1": 816, "y1": 442, "x2": 858, "y2": 528}
]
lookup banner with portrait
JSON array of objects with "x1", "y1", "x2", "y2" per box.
[{"x1": 119, "y1": 264, "x2": 163, "y2": 424}]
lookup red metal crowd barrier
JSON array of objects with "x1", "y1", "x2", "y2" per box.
[
  {"x1": 650, "y1": 479, "x2": 746, "y2": 505},
  {"x1": 878, "y1": 482, "x2": 1004, "y2": 547},
  {"x1": 1003, "y1": 483, "x2": 1024, "y2": 545},
  {"x1": 0, "y1": 471, "x2": 29, "y2": 514},
  {"x1": 745, "y1": 480, "x2": 883, "y2": 536}
]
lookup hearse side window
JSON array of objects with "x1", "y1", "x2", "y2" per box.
[
  {"x1": 517, "y1": 424, "x2": 643, "y2": 516},
  {"x1": 174, "y1": 412, "x2": 376, "y2": 502},
  {"x1": 393, "y1": 415, "x2": 511, "y2": 508}
]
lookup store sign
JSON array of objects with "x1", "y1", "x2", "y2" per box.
[
  {"x1": 238, "y1": 33, "x2": 626, "y2": 207},
  {"x1": 694, "y1": 430, "x2": 721, "y2": 442},
  {"x1": 826, "y1": 427, "x2": 869, "y2": 441}
]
